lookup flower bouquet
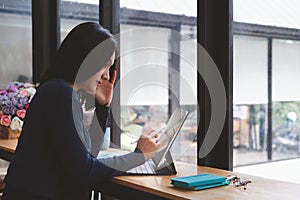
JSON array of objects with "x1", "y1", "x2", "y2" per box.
[{"x1": 0, "y1": 82, "x2": 36, "y2": 139}]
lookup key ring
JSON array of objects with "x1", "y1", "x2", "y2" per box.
[{"x1": 226, "y1": 174, "x2": 252, "y2": 190}]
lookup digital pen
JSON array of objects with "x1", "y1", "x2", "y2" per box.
[{"x1": 130, "y1": 126, "x2": 167, "y2": 145}]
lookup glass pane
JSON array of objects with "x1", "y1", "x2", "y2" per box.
[
  {"x1": 272, "y1": 39, "x2": 300, "y2": 159},
  {"x1": 60, "y1": 0, "x2": 98, "y2": 41},
  {"x1": 233, "y1": 35, "x2": 268, "y2": 166},
  {"x1": 120, "y1": 2, "x2": 197, "y2": 163},
  {"x1": 0, "y1": 1, "x2": 32, "y2": 87}
]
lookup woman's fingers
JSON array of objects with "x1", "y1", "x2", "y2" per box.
[
  {"x1": 98, "y1": 80, "x2": 113, "y2": 88},
  {"x1": 95, "y1": 78, "x2": 114, "y2": 106},
  {"x1": 136, "y1": 134, "x2": 160, "y2": 160}
]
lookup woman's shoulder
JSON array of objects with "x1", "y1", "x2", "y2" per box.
[
  {"x1": 38, "y1": 79, "x2": 72, "y2": 94},
  {"x1": 36, "y1": 79, "x2": 74, "y2": 101}
]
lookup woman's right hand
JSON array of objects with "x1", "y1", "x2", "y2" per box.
[{"x1": 136, "y1": 129, "x2": 160, "y2": 161}]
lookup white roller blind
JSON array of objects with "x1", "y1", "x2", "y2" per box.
[
  {"x1": 180, "y1": 39, "x2": 197, "y2": 105},
  {"x1": 273, "y1": 39, "x2": 300, "y2": 102},
  {"x1": 233, "y1": 36, "x2": 268, "y2": 104},
  {"x1": 120, "y1": 25, "x2": 170, "y2": 106}
]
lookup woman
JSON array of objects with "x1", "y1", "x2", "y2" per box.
[{"x1": 3, "y1": 22, "x2": 159, "y2": 200}]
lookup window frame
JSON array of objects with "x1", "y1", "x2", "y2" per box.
[
  {"x1": 32, "y1": 0, "x2": 60, "y2": 83},
  {"x1": 197, "y1": 0, "x2": 233, "y2": 170}
]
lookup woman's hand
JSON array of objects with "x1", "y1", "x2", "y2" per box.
[
  {"x1": 95, "y1": 70, "x2": 117, "y2": 106},
  {"x1": 136, "y1": 128, "x2": 160, "y2": 161}
]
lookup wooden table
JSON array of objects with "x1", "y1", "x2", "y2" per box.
[
  {"x1": 0, "y1": 139, "x2": 18, "y2": 161},
  {"x1": 1, "y1": 139, "x2": 300, "y2": 199},
  {"x1": 96, "y1": 161, "x2": 300, "y2": 200}
]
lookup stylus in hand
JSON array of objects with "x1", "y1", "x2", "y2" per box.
[{"x1": 130, "y1": 126, "x2": 167, "y2": 145}]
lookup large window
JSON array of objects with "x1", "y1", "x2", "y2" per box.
[
  {"x1": 119, "y1": 1, "x2": 197, "y2": 163},
  {"x1": 233, "y1": 0, "x2": 300, "y2": 166},
  {"x1": 0, "y1": 0, "x2": 32, "y2": 87}
]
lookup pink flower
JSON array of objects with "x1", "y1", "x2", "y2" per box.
[
  {"x1": 20, "y1": 89, "x2": 28, "y2": 96},
  {"x1": 0, "y1": 115, "x2": 11, "y2": 127},
  {"x1": 16, "y1": 109, "x2": 26, "y2": 119}
]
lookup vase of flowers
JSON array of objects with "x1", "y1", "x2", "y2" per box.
[{"x1": 0, "y1": 82, "x2": 36, "y2": 139}]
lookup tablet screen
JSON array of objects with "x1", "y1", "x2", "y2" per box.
[{"x1": 152, "y1": 108, "x2": 189, "y2": 168}]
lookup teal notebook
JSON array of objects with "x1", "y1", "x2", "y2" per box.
[{"x1": 171, "y1": 174, "x2": 230, "y2": 190}]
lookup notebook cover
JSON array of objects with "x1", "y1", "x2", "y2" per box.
[
  {"x1": 172, "y1": 180, "x2": 229, "y2": 191},
  {"x1": 170, "y1": 174, "x2": 228, "y2": 188}
]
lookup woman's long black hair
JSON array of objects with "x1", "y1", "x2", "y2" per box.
[{"x1": 39, "y1": 22, "x2": 118, "y2": 109}]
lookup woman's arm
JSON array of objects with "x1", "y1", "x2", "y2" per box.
[
  {"x1": 88, "y1": 103, "x2": 110, "y2": 157},
  {"x1": 45, "y1": 83, "x2": 145, "y2": 186}
]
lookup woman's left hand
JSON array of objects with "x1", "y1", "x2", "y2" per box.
[{"x1": 95, "y1": 70, "x2": 117, "y2": 106}]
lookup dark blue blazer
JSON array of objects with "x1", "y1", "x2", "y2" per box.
[{"x1": 3, "y1": 79, "x2": 145, "y2": 200}]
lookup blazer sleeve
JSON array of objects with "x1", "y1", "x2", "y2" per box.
[
  {"x1": 88, "y1": 103, "x2": 110, "y2": 157},
  {"x1": 44, "y1": 87, "x2": 145, "y2": 186}
]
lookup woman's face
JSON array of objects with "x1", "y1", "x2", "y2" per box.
[{"x1": 77, "y1": 51, "x2": 116, "y2": 95}]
